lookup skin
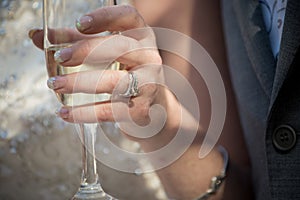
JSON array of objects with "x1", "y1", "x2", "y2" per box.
[{"x1": 29, "y1": 1, "x2": 253, "y2": 199}]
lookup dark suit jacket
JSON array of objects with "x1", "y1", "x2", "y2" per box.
[{"x1": 221, "y1": 0, "x2": 300, "y2": 199}]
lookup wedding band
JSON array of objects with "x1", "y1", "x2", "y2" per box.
[{"x1": 119, "y1": 71, "x2": 139, "y2": 98}]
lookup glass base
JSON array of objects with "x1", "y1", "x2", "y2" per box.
[{"x1": 72, "y1": 183, "x2": 117, "y2": 200}]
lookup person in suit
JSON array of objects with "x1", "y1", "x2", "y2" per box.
[
  {"x1": 29, "y1": 0, "x2": 300, "y2": 199},
  {"x1": 222, "y1": 0, "x2": 300, "y2": 199}
]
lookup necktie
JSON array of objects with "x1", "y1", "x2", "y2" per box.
[{"x1": 259, "y1": 0, "x2": 287, "y2": 59}]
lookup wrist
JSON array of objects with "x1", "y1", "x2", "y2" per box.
[{"x1": 193, "y1": 146, "x2": 228, "y2": 200}]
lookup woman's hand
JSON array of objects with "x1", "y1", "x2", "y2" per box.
[{"x1": 29, "y1": 5, "x2": 183, "y2": 142}]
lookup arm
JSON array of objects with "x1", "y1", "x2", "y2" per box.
[
  {"x1": 135, "y1": 0, "x2": 253, "y2": 199},
  {"x1": 29, "y1": 2, "x2": 253, "y2": 199}
]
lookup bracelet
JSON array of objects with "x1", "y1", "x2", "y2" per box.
[{"x1": 194, "y1": 146, "x2": 229, "y2": 200}]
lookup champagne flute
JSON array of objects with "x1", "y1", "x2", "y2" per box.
[{"x1": 43, "y1": 0, "x2": 118, "y2": 199}]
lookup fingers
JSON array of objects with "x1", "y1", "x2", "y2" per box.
[
  {"x1": 48, "y1": 69, "x2": 128, "y2": 94},
  {"x1": 29, "y1": 4, "x2": 147, "y2": 50},
  {"x1": 48, "y1": 64, "x2": 162, "y2": 95},
  {"x1": 54, "y1": 67, "x2": 163, "y2": 125},
  {"x1": 54, "y1": 33, "x2": 161, "y2": 67},
  {"x1": 56, "y1": 88, "x2": 171, "y2": 141},
  {"x1": 76, "y1": 5, "x2": 146, "y2": 34},
  {"x1": 32, "y1": 4, "x2": 164, "y2": 129},
  {"x1": 52, "y1": 35, "x2": 136, "y2": 67},
  {"x1": 57, "y1": 102, "x2": 116, "y2": 123},
  {"x1": 29, "y1": 28, "x2": 96, "y2": 50},
  {"x1": 56, "y1": 94, "x2": 154, "y2": 125},
  {"x1": 30, "y1": 27, "x2": 159, "y2": 68}
]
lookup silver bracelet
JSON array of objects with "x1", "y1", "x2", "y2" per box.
[{"x1": 194, "y1": 146, "x2": 229, "y2": 200}]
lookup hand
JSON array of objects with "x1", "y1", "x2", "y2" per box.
[{"x1": 29, "y1": 5, "x2": 183, "y2": 142}]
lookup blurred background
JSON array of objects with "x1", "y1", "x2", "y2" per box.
[{"x1": 0, "y1": 0, "x2": 166, "y2": 199}]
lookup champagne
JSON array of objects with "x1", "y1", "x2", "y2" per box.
[
  {"x1": 45, "y1": 44, "x2": 118, "y2": 106},
  {"x1": 43, "y1": 1, "x2": 120, "y2": 199}
]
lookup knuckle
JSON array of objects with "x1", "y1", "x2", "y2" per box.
[
  {"x1": 138, "y1": 100, "x2": 151, "y2": 119},
  {"x1": 73, "y1": 72, "x2": 87, "y2": 93},
  {"x1": 123, "y1": 4, "x2": 137, "y2": 15},
  {"x1": 123, "y1": 5, "x2": 145, "y2": 28},
  {"x1": 118, "y1": 36, "x2": 132, "y2": 53},
  {"x1": 101, "y1": 7, "x2": 113, "y2": 22},
  {"x1": 80, "y1": 39, "x2": 92, "y2": 56},
  {"x1": 121, "y1": 35, "x2": 139, "y2": 53},
  {"x1": 96, "y1": 105, "x2": 112, "y2": 122},
  {"x1": 107, "y1": 71, "x2": 120, "y2": 91},
  {"x1": 151, "y1": 51, "x2": 163, "y2": 64},
  {"x1": 73, "y1": 107, "x2": 85, "y2": 123},
  {"x1": 154, "y1": 52, "x2": 163, "y2": 64},
  {"x1": 145, "y1": 84, "x2": 159, "y2": 98}
]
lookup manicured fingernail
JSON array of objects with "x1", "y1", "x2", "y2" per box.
[
  {"x1": 47, "y1": 76, "x2": 66, "y2": 89},
  {"x1": 76, "y1": 15, "x2": 93, "y2": 31},
  {"x1": 54, "y1": 48, "x2": 72, "y2": 63},
  {"x1": 55, "y1": 107, "x2": 69, "y2": 119},
  {"x1": 28, "y1": 28, "x2": 42, "y2": 39},
  {"x1": 47, "y1": 77, "x2": 57, "y2": 89}
]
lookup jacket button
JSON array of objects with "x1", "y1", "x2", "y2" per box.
[{"x1": 272, "y1": 125, "x2": 297, "y2": 152}]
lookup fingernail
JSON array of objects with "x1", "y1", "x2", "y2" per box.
[
  {"x1": 28, "y1": 28, "x2": 42, "y2": 39},
  {"x1": 47, "y1": 76, "x2": 66, "y2": 89},
  {"x1": 54, "y1": 48, "x2": 72, "y2": 63},
  {"x1": 76, "y1": 15, "x2": 93, "y2": 31},
  {"x1": 55, "y1": 107, "x2": 69, "y2": 119},
  {"x1": 47, "y1": 77, "x2": 57, "y2": 89}
]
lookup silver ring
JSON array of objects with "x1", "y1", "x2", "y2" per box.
[{"x1": 119, "y1": 71, "x2": 139, "y2": 98}]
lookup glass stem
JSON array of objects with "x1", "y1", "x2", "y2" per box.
[{"x1": 79, "y1": 123, "x2": 100, "y2": 187}]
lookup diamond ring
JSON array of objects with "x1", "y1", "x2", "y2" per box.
[{"x1": 119, "y1": 71, "x2": 139, "y2": 98}]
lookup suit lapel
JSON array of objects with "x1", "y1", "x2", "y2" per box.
[
  {"x1": 232, "y1": 0, "x2": 276, "y2": 99},
  {"x1": 269, "y1": 0, "x2": 300, "y2": 107}
]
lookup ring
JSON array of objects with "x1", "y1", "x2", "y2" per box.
[{"x1": 119, "y1": 71, "x2": 139, "y2": 98}]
